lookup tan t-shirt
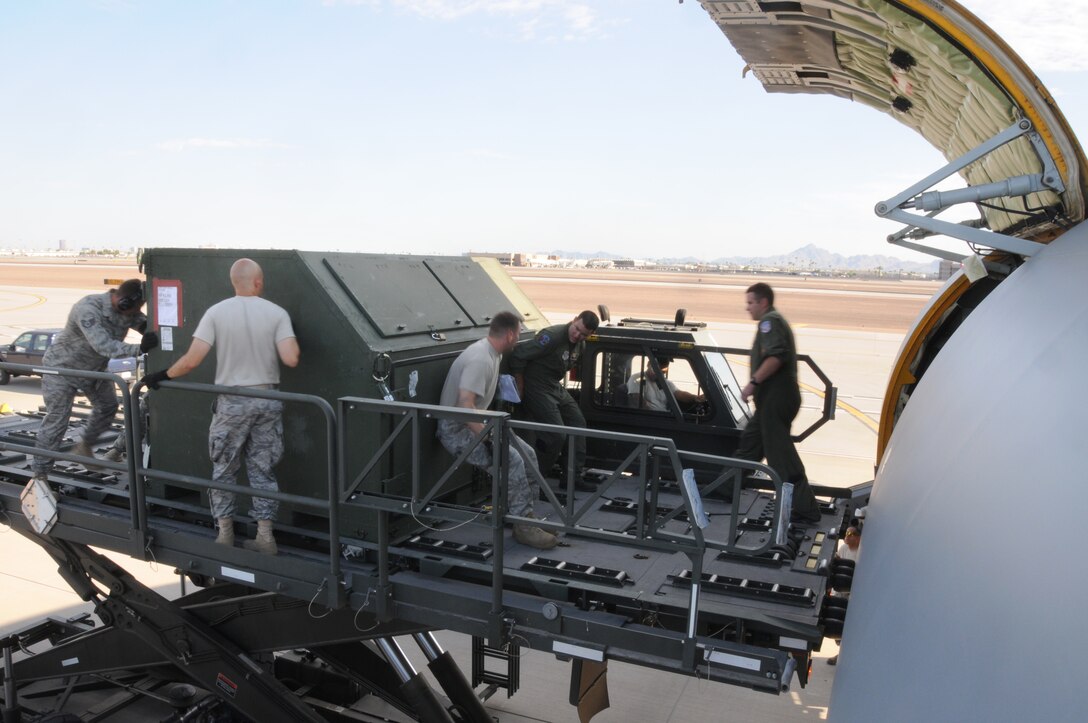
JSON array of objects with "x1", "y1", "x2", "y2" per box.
[
  {"x1": 192, "y1": 296, "x2": 295, "y2": 386},
  {"x1": 440, "y1": 337, "x2": 500, "y2": 410}
]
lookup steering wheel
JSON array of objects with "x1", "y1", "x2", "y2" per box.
[{"x1": 682, "y1": 398, "x2": 711, "y2": 418}]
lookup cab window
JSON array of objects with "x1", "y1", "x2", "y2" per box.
[
  {"x1": 594, "y1": 351, "x2": 705, "y2": 415},
  {"x1": 703, "y1": 351, "x2": 751, "y2": 427},
  {"x1": 32, "y1": 334, "x2": 51, "y2": 352},
  {"x1": 625, "y1": 356, "x2": 702, "y2": 412},
  {"x1": 12, "y1": 333, "x2": 32, "y2": 352},
  {"x1": 592, "y1": 351, "x2": 635, "y2": 408}
]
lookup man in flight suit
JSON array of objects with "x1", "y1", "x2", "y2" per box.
[
  {"x1": 33, "y1": 279, "x2": 159, "y2": 480},
  {"x1": 507, "y1": 310, "x2": 599, "y2": 478},
  {"x1": 737, "y1": 283, "x2": 822, "y2": 525},
  {"x1": 141, "y1": 259, "x2": 299, "y2": 555}
]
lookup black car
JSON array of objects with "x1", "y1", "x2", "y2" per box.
[{"x1": 0, "y1": 328, "x2": 138, "y2": 384}]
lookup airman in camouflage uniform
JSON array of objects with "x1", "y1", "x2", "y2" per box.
[
  {"x1": 141, "y1": 259, "x2": 299, "y2": 555},
  {"x1": 507, "y1": 310, "x2": 599, "y2": 477},
  {"x1": 207, "y1": 395, "x2": 284, "y2": 522},
  {"x1": 33, "y1": 280, "x2": 157, "y2": 478},
  {"x1": 436, "y1": 420, "x2": 540, "y2": 522},
  {"x1": 737, "y1": 283, "x2": 822, "y2": 524}
]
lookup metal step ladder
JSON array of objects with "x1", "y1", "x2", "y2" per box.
[{"x1": 471, "y1": 635, "x2": 520, "y2": 700}]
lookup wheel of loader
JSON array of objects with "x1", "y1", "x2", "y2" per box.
[
  {"x1": 823, "y1": 596, "x2": 849, "y2": 612},
  {"x1": 830, "y1": 573, "x2": 853, "y2": 592},
  {"x1": 822, "y1": 618, "x2": 844, "y2": 638},
  {"x1": 821, "y1": 606, "x2": 847, "y2": 623}
]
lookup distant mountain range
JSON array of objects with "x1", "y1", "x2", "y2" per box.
[{"x1": 542, "y1": 243, "x2": 939, "y2": 273}]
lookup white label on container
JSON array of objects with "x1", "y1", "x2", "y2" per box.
[{"x1": 220, "y1": 566, "x2": 256, "y2": 583}]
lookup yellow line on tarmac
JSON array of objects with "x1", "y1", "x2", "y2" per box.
[
  {"x1": 798, "y1": 380, "x2": 879, "y2": 434},
  {"x1": 734, "y1": 358, "x2": 879, "y2": 434},
  {"x1": 0, "y1": 291, "x2": 48, "y2": 313}
]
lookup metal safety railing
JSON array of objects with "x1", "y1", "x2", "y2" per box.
[
  {"x1": 1, "y1": 365, "x2": 792, "y2": 654},
  {"x1": 0, "y1": 367, "x2": 340, "y2": 608},
  {"x1": 710, "y1": 346, "x2": 838, "y2": 443},
  {"x1": 336, "y1": 396, "x2": 791, "y2": 646},
  {"x1": 130, "y1": 378, "x2": 344, "y2": 608},
  {"x1": 508, "y1": 418, "x2": 787, "y2": 554},
  {"x1": 0, "y1": 362, "x2": 140, "y2": 514},
  {"x1": 337, "y1": 396, "x2": 516, "y2": 626},
  {"x1": 336, "y1": 397, "x2": 787, "y2": 551}
]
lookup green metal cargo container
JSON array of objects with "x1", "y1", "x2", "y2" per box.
[{"x1": 140, "y1": 248, "x2": 546, "y2": 541}]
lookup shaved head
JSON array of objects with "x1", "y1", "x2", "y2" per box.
[{"x1": 230, "y1": 258, "x2": 264, "y2": 296}]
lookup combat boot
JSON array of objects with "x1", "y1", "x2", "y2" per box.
[
  {"x1": 102, "y1": 448, "x2": 125, "y2": 463},
  {"x1": 243, "y1": 520, "x2": 278, "y2": 555},
  {"x1": 215, "y1": 517, "x2": 235, "y2": 546},
  {"x1": 71, "y1": 440, "x2": 104, "y2": 471},
  {"x1": 513, "y1": 523, "x2": 558, "y2": 550}
]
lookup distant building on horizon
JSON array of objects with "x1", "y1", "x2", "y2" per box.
[{"x1": 468, "y1": 251, "x2": 526, "y2": 266}]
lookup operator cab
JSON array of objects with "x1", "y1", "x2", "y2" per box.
[
  {"x1": 567, "y1": 307, "x2": 751, "y2": 465},
  {"x1": 557, "y1": 305, "x2": 835, "y2": 475}
]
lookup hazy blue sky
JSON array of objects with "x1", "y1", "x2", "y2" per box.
[{"x1": 1, "y1": 0, "x2": 1085, "y2": 262}]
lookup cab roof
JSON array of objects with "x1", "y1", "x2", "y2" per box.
[{"x1": 593, "y1": 317, "x2": 718, "y2": 347}]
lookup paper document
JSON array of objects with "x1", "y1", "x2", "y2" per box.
[
  {"x1": 157, "y1": 286, "x2": 179, "y2": 327},
  {"x1": 681, "y1": 468, "x2": 711, "y2": 529},
  {"x1": 498, "y1": 374, "x2": 521, "y2": 403}
]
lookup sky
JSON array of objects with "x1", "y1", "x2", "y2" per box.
[{"x1": 1, "y1": 0, "x2": 1086, "y2": 263}]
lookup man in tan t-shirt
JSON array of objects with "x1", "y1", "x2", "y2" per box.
[
  {"x1": 437, "y1": 311, "x2": 556, "y2": 549},
  {"x1": 141, "y1": 258, "x2": 299, "y2": 555}
]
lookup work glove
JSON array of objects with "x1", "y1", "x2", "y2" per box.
[
  {"x1": 140, "y1": 369, "x2": 171, "y2": 390},
  {"x1": 139, "y1": 331, "x2": 160, "y2": 353}
]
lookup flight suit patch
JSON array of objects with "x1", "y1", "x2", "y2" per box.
[
  {"x1": 759, "y1": 320, "x2": 772, "y2": 333},
  {"x1": 538, "y1": 333, "x2": 551, "y2": 346}
]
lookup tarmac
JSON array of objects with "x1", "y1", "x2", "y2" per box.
[{"x1": 0, "y1": 271, "x2": 908, "y2": 721}]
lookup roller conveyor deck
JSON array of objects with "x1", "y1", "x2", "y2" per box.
[{"x1": 0, "y1": 399, "x2": 852, "y2": 722}]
